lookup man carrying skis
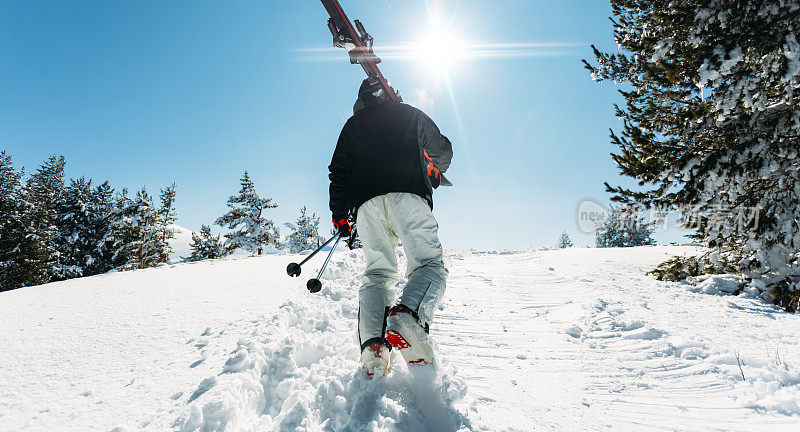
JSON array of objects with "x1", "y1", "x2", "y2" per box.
[{"x1": 329, "y1": 78, "x2": 453, "y2": 377}]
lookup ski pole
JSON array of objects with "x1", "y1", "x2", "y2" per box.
[
  {"x1": 306, "y1": 234, "x2": 342, "y2": 293},
  {"x1": 286, "y1": 233, "x2": 340, "y2": 277}
]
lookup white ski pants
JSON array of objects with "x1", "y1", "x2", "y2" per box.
[{"x1": 356, "y1": 192, "x2": 448, "y2": 346}]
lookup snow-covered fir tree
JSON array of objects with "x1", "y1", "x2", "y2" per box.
[
  {"x1": 52, "y1": 177, "x2": 96, "y2": 280},
  {"x1": 23, "y1": 155, "x2": 66, "y2": 284},
  {"x1": 0, "y1": 151, "x2": 178, "y2": 285},
  {"x1": 187, "y1": 225, "x2": 225, "y2": 261},
  {"x1": 215, "y1": 171, "x2": 279, "y2": 255},
  {"x1": 556, "y1": 231, "x2": 574, "y2": 248},
  {"x1": 584, "y1": 1, "x2": 800, "y2": 307},
  {"x1": 50, "y1": 177, "x2": 117, "y2": 280},
  {"x1": 284, "y1": 206, "x2": 322, "y2": 253},
  {"x1": 156, "y1": 184, "x2": 177, "y2": 264},
  {"x1": 0, "y1": 152, "x2": 31, "y2": 291},
  {"x1": 87, "y1": 181, "x2": 116, "y2": 276},
  {"x1": 111, "y1": 187, "x2": 172, "y2": 270},
  {"x1": 595, "y1": 206, "x2": 655, "y2": 248},
  {"x1": 122, "y1": 188, "x2": 159, "y2": 270},
  {"x1": 105, "y1": 188, "x2": 137, "y2": 269},
  {"x1": 135, "y1": 187, "x2": 173, "y2": 269}
]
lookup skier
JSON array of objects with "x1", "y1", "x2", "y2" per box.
[{"x1": 329, "y1": 78, "x2": 453, "y2": 377}]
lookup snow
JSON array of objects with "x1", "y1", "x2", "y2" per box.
[
  {"x1": 2, "y1": 246, "x2": 800, "y2": 431},
  {"x1": 168, "y1": 224, "x2": 194, "y2": 262}
]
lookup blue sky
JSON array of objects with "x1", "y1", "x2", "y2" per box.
[{"x1": 0, "y1": 0, "x2": 686, "y2": 249}]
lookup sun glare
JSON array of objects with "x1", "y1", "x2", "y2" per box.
[{"x1": 414, "y1": 28, "x2": 466, "y2": 77}]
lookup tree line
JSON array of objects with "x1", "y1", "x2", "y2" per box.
[
  {"x1": 0, "y1": 153, "x2": 324, "y2": 292},
  {"x1": 0, "y1": 152, "x2": 176, "y2": 292}
]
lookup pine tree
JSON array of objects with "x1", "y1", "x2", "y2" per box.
[
  {"x1": 105, "y1": 188, "x2": 136, "y2": 269},
  {"x1": 50, "y1": 177, "x2": 115, "y2": 280},
  {"x1": 0, "y1": 152, "x2": 30, "y2": 291},
  {"x1": 109, "y1": 187, "x2": 166, "y2": 270},
  {"x1": 556, "y1": 231, "x2": 574, "y2": 248},
  {"x1": 215, "y1": 171, "x2": 279, "y2": 255},
  {"x1": 122, "y1": 188, "x2": 155, "y2": 270},
  {"x1": 584, "y1": 1, "x2": 800, "y2": 300},
  {"x1": 595, "y1": 205, "x2": 656, "y2": 248},
  {"x1": 188, "y1": 225, "x2": 225, "y2": 261},
  {"x1": 284, "y1": 206, "x2": 322, "y2": 253},
  {"x1": 103, "y1": 185, "x2": 176, "y2": 271},
  {"x1": 52, "y1": 177, "x2": 95, "y2": 280},
  {"x1": 0, "y1": 151, "x2": 176, "y2": 284},
  {"x1": 87, "y1": 181, "x2": 115, "y2": 275},
  {"x1": 132, "y1": 187, "x2": 169, "y2": 269},
  {"x1": 157, "y1": 184, "x2": 177, "y2": 263},
  {"x1": 22, "y1": 155, "x2": 66, "y2": 285}
]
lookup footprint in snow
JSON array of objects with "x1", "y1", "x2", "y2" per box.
[
  {"x1": 187, "y1": 377, "x2": 217, "y2": 403},
  {"x1": 565, "y1": 325, "x2": 583, "y2": 338},
  {"x1": 222, "y1": 349, "x2": 252, "y2": 373},
  {"x1": 623, "y1": 328, "x2": 667, "y2": 340},
  {"x1": 190, "y1": 350, "x2": 210, "y2": 368}
]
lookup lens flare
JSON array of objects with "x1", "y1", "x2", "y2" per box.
[
  {"x1": 292, "y1": 5, "x2": 579, "y2": 82},
  {"x1": 414, "y1": 28, "x2": 466, "y2": 77}
]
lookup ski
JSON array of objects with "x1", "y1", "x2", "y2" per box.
[{"x1": 319, "y1": 0, "x2": 398, "y2": 102}]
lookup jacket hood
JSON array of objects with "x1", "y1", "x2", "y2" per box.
[{"x1": 353, "y1": 78, "x2": 402, "y2": 114}]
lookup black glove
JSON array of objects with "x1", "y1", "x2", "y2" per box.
[{"x1": 333, "y1": 216, "x2": 351, "y2": 238}]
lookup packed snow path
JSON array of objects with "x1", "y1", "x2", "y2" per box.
[{"x1": 1, "y1": 246, "x2": 799, "y2": 431}]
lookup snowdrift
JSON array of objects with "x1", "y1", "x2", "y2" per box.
[{"x1": 1, "y1": 246, "x2": 799, "y2": 431}]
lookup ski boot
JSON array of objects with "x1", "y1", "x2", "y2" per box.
[
  {"x1": 385, "y1": 304, "x2": 435, "y2": 366},
  {"x1": 360, "y1": 340, "x2": 391, "y2": 378}
]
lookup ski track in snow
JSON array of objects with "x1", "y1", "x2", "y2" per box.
[{"x1": 1, "y1": 246, "x2": 800, "y2": 431}]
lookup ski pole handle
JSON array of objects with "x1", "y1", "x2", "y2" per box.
[{"x1": 286, "y1": 233, "x2": 340, "y2": 277}]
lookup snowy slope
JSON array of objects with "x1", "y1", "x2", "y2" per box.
[
  {"x1": 168, "y1": 224, "x2": 195, "y2": 263},
  {"x1": 1, "y1": 246, "x2": 799, "y2": 431}
]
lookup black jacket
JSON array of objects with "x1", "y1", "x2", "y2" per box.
[{"x1": 328, "y1": 101, "x2": 452, "y2": 221}]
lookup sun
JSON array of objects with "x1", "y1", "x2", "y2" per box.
[{"x1": 414, "y1": 27, "x2": 467, "y2": 78}]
